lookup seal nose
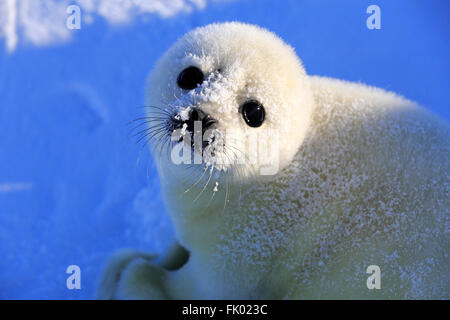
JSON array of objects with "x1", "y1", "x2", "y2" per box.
[{"x1": 185, "y1": 108, "x2": 216, "y2": 134}]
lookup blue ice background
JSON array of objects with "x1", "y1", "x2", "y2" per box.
[{"x1": 0, "y1": 0, "x2": 448, "y2": 299}]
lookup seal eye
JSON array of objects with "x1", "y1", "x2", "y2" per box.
[
  {"x1": 241, "y1": 100, "x2": 265, "y2": 128},
  {"x1": 177, "y1": 66, "x2": 204, "y2": 90}
]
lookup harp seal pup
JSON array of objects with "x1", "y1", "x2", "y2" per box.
[{"x1": 97, "y1": 22, "x2": 449, "y2": 299}]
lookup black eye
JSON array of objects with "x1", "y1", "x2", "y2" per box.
[
  {"x1": 241, "y1": 100, "x2": 265, "y2": 128},
  {"x1": 177, "y1": 66, "x2": 204, "y2": 90}
]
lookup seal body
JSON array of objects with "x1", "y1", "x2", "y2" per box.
[{"x1": 97, "y1": 22, "x2": 449, "y2": 299}]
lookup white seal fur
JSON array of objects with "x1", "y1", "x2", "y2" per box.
[{"x1": 97, "y1": 22, "x2": 449, "y2": 299}]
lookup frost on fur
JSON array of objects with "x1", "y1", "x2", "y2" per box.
[{"x1": 99, "y1": 22, "x2": 449, "y2": 300}]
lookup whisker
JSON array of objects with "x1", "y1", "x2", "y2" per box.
[
  {"x1": 193, "y1": 165, "x2": 215, "y2": 203},
  {"x1": 136, "y1": 130, "x2": 164, "y2": 167},
  {"x1": 141, "y1": 105, "x2": 173, "y2": 113},
  {"x1": 184, "y1": 165, "x2": 209, "y2": 193},
  {"x1": 128, "y1": 116, "x2": 169, "y2": 124},
  {"x1": 223, "y1": 148, "x2": 243, "y2": 206},
  {"x1": 131, "y1": 123, "x2": 164, "y2": 139},
  {"x1": 152, "y1": 131, "x2": 169, "y2": 156},
  {"x1": 136, "y1": 127, "x2": 166, "y2": 145},
  {"x1": 127, "y1": 120, "x2": 152, "y2": 133},
  {"x1": 222, "y1": 166, "x2": 230, "y2": 214},
  {"x1": 206, "y1": 170, "x2": 222, "y2": 208}
]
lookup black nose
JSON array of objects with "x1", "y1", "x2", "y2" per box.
[{"x1": 185, "y1": 108, "x2": 216, "y2": 134}]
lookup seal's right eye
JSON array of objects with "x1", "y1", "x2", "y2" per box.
[
  {"x1": 177, "y1": 66, "x2": 204, "y2": 90},
  {"x1": 241, "y1": 100, "x2": 265, "y2": 128}
]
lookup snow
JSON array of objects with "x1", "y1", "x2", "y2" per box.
[
  {"x1": 0, "y1": 0, "x2": 449, "y2": 299},
  {"x1": 180, "y1": 123, "x2": 188, "y2": 136},
  {"x1": 0, "y1": 0, "x2": 210, "y2": 52},
  {"x1": 178, "y1": 106, "x2": 192, "y2": 121}
]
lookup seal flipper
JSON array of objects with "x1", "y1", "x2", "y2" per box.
[
  {"x1": 96, "y1": 249, "x2": 157, "y2": 299},
  {"x1": 157, "y1": 241, "x2": 190, "y2": 271}
]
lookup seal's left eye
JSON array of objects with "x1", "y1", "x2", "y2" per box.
[{"x1": 177, "y1": 66, "x2": 204, "y2": 90}]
